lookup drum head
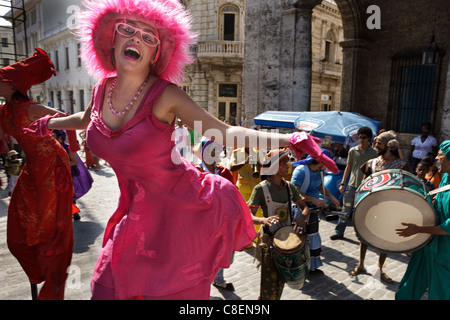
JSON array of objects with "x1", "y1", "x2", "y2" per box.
[
  {"x1": 354, "y1": 188, "x2": 436, "y2": 254},
  {"x1": 273, "y1": 226, "x2": 303, "y2": 251}
]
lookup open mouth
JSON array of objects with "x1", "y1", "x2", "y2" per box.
[{"x1": 124, "y1": 46, "x2": 141, "y2": 60}]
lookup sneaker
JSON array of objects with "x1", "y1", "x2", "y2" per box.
[
  {"x1": 330, "y1": 234, "x2": 344, "y2": 240},
  {"x1": 213, "y1": 282, "x2": 235, "y2": 291}
]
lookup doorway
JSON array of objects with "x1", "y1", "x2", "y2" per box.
[{"x1": 217, "y1": 83, "x2": 238, "y2": 125}]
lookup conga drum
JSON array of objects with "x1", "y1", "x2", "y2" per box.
[
  {"x1": 353, "y1": 169, "x2": 436, "y2": 254},
  {"x1": 272, "y1": 226, "x2": 310, "y2": 289}
]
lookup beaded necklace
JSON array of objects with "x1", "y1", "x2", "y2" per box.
[{"x1": 107, "y1": 74, "x2": 150, "y2": 117}]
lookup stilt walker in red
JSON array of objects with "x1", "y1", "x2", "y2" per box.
[{"x1": 0, "y1": 49, "x2": 76, "y2": 300}]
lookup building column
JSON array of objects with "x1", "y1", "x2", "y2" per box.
[
  {"x1": 439, "y1": 58, "x2": 450, "y2": 141},
  {"x1": 339, "y1": 38, "x2": 369, "y2": 113},
  {"x1": 280, "y1": 0, "x2": 321, "y2": 111}
]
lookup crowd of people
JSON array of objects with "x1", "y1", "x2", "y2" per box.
[
  {"x1": 0, "y1": 0, "x2": 448, "y2": 301},
  {"x1": 179, "y1": 124, "x2": 448, "y2": 300}
]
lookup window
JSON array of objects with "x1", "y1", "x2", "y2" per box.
[
  {"x1": 77, "y1": 43, "x2": 82, "y2": 67},
  {"x1": 68, "y1": 91, "x2": 74, "y2": 114},
  {"x1": 220, "y1": 5, "x2": 239, "y2": 41},
  {"x1": 55, "y1": 50, "x2": 59, "y2": 71},
  {"x1": 218, "y1": 83, "x2": 237, "y2": 97},
  {"x1": 388, "y1": 55, "x2": 440, "y2": 133},
  {"x1": 26, "y1": 9, "x2": 37, "y2": 27},
  {"x1": 57, "y1": 91, "x2": 62, "y2": 110},
  {"x1": 65, "y1": 47, "x2": 70, "y2": 70},
  {"x1": 217, "y1": 83, "x2": 238, "y2": 125},
  {"x1": 49, "y1": 91, "x2": 54, "y2": 107},
  {"x1": 2, "y1": 38, "x2": 8, "y2": 47},
  {"x1": 324, "y1": 31, "x2": 335, "y2": 63},
  {"x1": 17, "y1": 40, "x2": 24, "y2": 56},
  {"x1": 31, "y1": 33, "x2": 38, "y2": 50},
  {"x1": 79, "y1": 90, "x2": 85, "y2": 111},
  {"x1": 321, "y1": 93, "x2": 333, "y2": 111}
]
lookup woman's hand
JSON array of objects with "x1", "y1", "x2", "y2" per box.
[{"x1": 23, "y1": 113, "x2": 60, "y2": 137}]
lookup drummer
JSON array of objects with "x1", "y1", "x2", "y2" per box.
[
  {"x1": 395, "y1": 140, "x2": 450, "y2": 300},
  {"x1": 248, "y1": 149, "x2": 309, "y2": 300},
  {"x1": 351, "y1": 130, "x2": 409, "y2": 283},
  {"x1": 291, "y1": 149, "x2": 340, "y2": 272}
]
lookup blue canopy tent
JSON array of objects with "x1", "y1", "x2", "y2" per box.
[
  {"x1": 293, "y1": 111, "x2": 381, "y2": 144},
  {"x1": 254, "y1": 111, "x2": 381, "y2": 202},
  {"x1": 253, "y1": 111, "x2": 302, "y2": 129},
  {"x1": 254, "y1": 110, "x2": 381, "y2": 143}
]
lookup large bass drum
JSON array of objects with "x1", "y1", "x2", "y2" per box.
[{"x1": 353, "y1": 169, "x2": 436, "y2": 254}]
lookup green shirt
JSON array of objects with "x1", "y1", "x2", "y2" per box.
[
  {"x1": 347, "y1": 145, "x2": 377, "y2": 187},
  {"x1": 248, "y1": 179, "x2": 303, "y2": 218}
]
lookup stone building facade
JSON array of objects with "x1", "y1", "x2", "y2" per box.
[
  {"x1": 311, "y1": 1, "x2": 343, "y2": 112},
  {"x1": 4, "y1": 0, "x2": 48, "y2": 103},
  {"x1": 3, "y1": 0, "x2": 345, "y2": 130},
  {"x1": 4, "y1": 0, "x2": 94, "y2": 113},
  {"x1": 244, "y1": 0, "x2": 450, "y2": 145},
  {"x1": 184, "y1": 0, "x2": 343, "y2": 126},
  {"x1": 40, "y1": 0, "x2": 94, "y2": 113},
  {"x1": 182, "y1": 0, "x2": 246, "y2": 125}
]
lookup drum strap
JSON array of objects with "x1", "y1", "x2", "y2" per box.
[
  {"x1": 371, "y1": 158, "x2": 377, "y2": 173},
  {"x1": 260, "y1": 180, "x2": 295, "y2": 222},
  {"x1": 427, "y1": 184, "x2": 450, "y2": 197},
  {"x1": 286, "y1": 183, "x2": 293, "y2": 221}
]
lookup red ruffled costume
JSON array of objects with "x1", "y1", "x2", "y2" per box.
[{"x1": 0, "y1": 49, "x2": 74, "y2": 299}]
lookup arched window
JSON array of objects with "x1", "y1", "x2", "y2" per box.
[
  {"x1": 219, "y1": 5, "x2": 240, "y2": 41},
  {"x1": 324, "y1": 31, "x2": 336, "y2": 63}
]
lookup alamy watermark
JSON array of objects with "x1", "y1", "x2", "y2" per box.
[
  {"x1": 66, "y1": 265, "x2": 81, "y2": 290},
  {"x1": 66, "y1": 5, "x2": 80, "y2": 29},
  {"x1": 171, "y1": 121, "x2": 280, "y2": 167},
  {"x1": 364, "y1": 264, "x2": 383, "y2": 290},
  {"x1": 367, "y1": 5, "x2": 381, "y2": 30},
  {"x1": 67, "y1": 4, "x2": 382, "y2": 31}
]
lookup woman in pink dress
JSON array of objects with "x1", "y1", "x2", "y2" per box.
[{"x1": 27, "y1": 0, "x2": 338, "y2": 300}]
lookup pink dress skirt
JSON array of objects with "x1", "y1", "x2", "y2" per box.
[{"x1": 86, "y1": 78, "x2": 256, "y2": 299}]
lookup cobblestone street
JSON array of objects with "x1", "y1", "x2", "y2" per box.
[{"x1": 0, "y1": 165, "x2": 412, "y2": 301}]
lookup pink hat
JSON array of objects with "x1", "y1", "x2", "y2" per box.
[{"x1": 76, "y1": 0, "x2": 197, "y2": 84}]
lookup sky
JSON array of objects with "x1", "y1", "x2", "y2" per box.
[{"x1": 0, "y1": 1, "x2": 12, "y2": 26}]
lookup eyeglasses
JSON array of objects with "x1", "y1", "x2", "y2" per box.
[{"x1": 115, "y1": 23, "x2": 160, "y2": 47}]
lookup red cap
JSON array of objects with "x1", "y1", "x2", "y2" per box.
[{"x1": 0, "y1": 48, "x2": 56, "y2": 96}]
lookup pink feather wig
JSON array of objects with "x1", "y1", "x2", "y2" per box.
[{"x1": 75, "y1": 0, "x2": 197, "y2": 84}]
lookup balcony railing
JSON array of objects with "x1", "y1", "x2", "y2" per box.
[
  {"x1": 320, "y1": 61, "x2": 342, "y2": 73},
  {"x1": 195, "y1": 41, "x2": 244, "y2": 59}
]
